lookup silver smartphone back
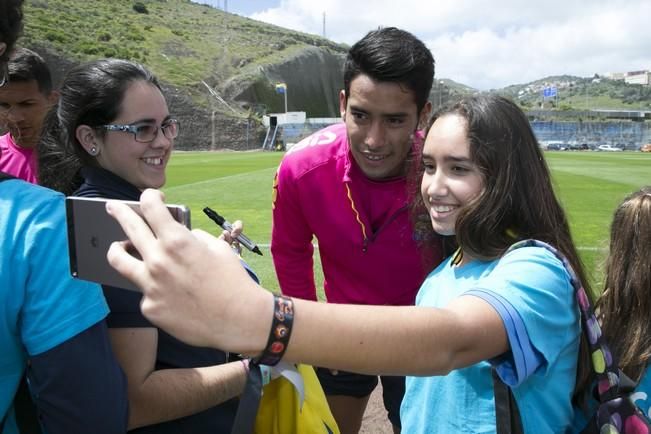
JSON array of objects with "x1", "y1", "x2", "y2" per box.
[{"x1": 66, "y1": 196, "x2": 191, "y2": 292}]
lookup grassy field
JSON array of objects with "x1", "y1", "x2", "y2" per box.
[
  {"x1": 164, "y1": 151, "x2": 285, "y2": 289},
  {"x1": 164, "y1": 150, "x2": 651, "y2": 297}
]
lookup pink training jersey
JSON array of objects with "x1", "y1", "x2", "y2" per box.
[
  {"x1": 0, "y1": 133, "x2": 38, "y2": 184},
  {"x1": 271, "y1": 123, "x2": 441, "y2": 306}
]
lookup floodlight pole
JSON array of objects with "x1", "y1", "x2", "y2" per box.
[
  {"x1": 211, "y1": 106, "x2": 216, "y2": 150},
  {"x1": 284, "y1": 87, "x2": 288, "y2": 113}
]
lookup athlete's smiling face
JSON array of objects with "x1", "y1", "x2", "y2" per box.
[{"x1": 341, "y1": 74, "x2": 429, "y2": 181}]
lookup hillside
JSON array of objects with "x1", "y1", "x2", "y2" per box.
[
  {"x1": 431, "y1": 78, "x2": 477, "y2": 110},
  {"x1": 16, "y1": 0, "x2": 651, "y2": 149},
  {"x1": 497, "y1": 75, "x2": 651, "y2": 111},
  {"x1": 20, "y1": 0, "x2": 348, "y2": 149}
]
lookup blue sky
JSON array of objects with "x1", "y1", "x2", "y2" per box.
[
  {"x1": 191, "y1": 1, "x2": 651, "y2": 91},
  {"x1": 193, "y1": 1, "x2": 279, "y2": 17}
]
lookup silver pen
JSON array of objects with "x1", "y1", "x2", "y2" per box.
[{"x1": 203, "y1": 207, "x2": 263, "y2": 256}]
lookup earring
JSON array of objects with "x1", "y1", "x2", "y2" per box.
[{"x1": 89, "y1": 146, "x2": 99, "y2": 156}]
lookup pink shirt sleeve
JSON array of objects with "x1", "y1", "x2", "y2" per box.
[
  {"x1": 270, "y1": 163, "x2": 319, "y2": 301},
  {"x1": 0, "y1": 134, "x2": 38, "y2": 184}
]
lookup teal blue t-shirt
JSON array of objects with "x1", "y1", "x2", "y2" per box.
[
  {"x1": 0, "y1": 179, "x2": 109, "y2": 433},
  {"x1": 629, "y1": 368, "x2": 651, "y2": 420},
  {"x1": 401, "y1": 246, "x2": 580, "y2": 433}
]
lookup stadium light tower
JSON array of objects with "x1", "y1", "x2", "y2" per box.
[{"x1": 275, "y1": 83, "x2": 288, "y2": 112}]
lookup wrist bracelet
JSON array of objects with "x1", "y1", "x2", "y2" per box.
[{"x1": 252, "y1": 294, "x2": 294, "y2": 366}]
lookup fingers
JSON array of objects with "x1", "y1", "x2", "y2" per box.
[
  {"x1": 193, "y1": 229, "x2": 241, "y2": 258},
  {"x1": 218, "y1": 230, "x2": 241, "y2": 256},
  {"x1": 107, "y1": 240, "x2": 148, "y2": 289},
  {"x1": 192, "y1": 228, "x2": 221, "y2": 244},
  {"x1": 226, "y1": 221, "x2": 242, "y2": 254},
  {"x1": 138, "y1": 189, "x2": 183, "y2": 241},
  {"x1": 230, "y1": 220, "x2": 243, "y2": 238},
  {"x1": 231, "y1": 240, "x2": 242, "y2": 256},
  {"x1": 217, "y1": 220, "x2": 242, "y2": 245},
  {"x1": 192, "y1": 229, "x2": 247, "y2": 268},
  {"x1": 219, "y1": 229, "x2": 232, "y2": 244},
  {"x1": 106, "y1": 199, "x2": 156, "y2": 259}
]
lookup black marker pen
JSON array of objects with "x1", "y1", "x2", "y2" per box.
[{"x1": 203, "y1": 207, "x2": 263, "y2": 256}]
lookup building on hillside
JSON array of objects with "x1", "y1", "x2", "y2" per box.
[
  {"x1": 624, "y1": 71, "x2": 650, "y2": 86},
  {"x1": 605, "y1": 72, "x2": 626, "y2": 80},
  {"x1": 604, "y1": 70, "x2": 650, "y2": 85}
]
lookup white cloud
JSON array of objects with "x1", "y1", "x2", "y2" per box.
[{"x1": 236, "y1": 0, "x2": 651, "y2": 90}]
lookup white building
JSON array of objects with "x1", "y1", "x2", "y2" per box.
[
  {"x1": 624, "y1": 71, "x2": 650, "y2": 85},
  {"x1": 605, "y1": 70, "x2": 650, "y2": 85}
]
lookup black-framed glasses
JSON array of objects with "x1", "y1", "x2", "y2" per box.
[
  {"x1": 100, "y1": 119, "x2": 179, "y2": 143},
  {"x1": 0, "y1": 61, "x2": 9, "y2": 88}
]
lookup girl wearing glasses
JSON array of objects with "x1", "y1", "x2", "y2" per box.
[{"x1": 38, "y1": 59, "x2": 247, "y2": 433}]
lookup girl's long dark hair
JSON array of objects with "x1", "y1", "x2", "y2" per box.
[
  {"x1": 410, "y1": 94, "x2": 592, "y2": 404},
  {"x1": 597, "y1": 187, "x2": 651, "y2": 383}
]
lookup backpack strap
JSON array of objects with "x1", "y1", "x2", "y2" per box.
[
  {"x1": 494, "y1": 239, "x2": 619, "y2": 432},
  {"x1": 493, "y1": 368, "x2": 524, "y2": 434},
  {"x1": 505, "y1": 240, "x2": 621, "y2": 401},
  {"x1": 230, "y1": 362, "x2": 264, "y2": 434}
]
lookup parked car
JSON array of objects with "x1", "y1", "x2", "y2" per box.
[
  {"x1": 641, "y1": 144, "x2": 651, "y2": 152},
  {"x1": 568, "y1": 143, "x2": 589, "y2": 151},
  {"x1": 597, "y1": 145, "x2": 623, "y2": 152},
  {"x1": 546, "y1": 143, "x2": 567, "y2": 151}
]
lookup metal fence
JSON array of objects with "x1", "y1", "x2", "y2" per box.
[{"x1": 531, "y1": 121, "x2": 651, "y2": 149}]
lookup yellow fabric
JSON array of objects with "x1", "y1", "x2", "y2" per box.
[{"x1": 254, "y1": 364, "x2": 340, "y2": 434}]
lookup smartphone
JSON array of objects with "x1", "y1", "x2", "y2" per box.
[{"x1": 65, "y1": 196, "x2": 191, "y2": 292}]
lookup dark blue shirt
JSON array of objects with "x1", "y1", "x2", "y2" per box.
[{"x1": 75, "y1": 166, "x2": 240, "y2": 434}]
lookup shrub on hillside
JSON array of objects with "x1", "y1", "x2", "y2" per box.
[
  {"x1": 44, "y1": 30, "x2": 67, "y2": 43},
  {"x1": 133, "y1": 2, "x2": 148, "y2": 14}
]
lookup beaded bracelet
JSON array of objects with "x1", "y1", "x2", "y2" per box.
[{"x1": 252, "y1": 294, "x2": 294, "y2": 366}]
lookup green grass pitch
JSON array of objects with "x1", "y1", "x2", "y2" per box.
[{"x1": 164, "y1": 150, "x2": 651, "y2": 298}]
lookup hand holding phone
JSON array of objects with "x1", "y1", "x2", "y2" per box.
[{"x1": 66, "y1": 196, "x2": 191, "y2": 291}]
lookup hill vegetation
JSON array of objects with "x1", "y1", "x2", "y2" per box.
[
  {"x1": 19, "y1": 0, "x2": 350, "y2": 149},
  {"x1": 15, "y1": 0, "x2": 651, "y2": 148},
  {"x1": 22, "y1": 0, "x2": 346, "y2": 110},
  {"x1": 496, "y1": 75, "x2": 651, "y2": 111}
]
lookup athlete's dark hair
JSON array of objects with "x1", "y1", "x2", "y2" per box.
[{"x1": 343, "y1": 26, "x2": 434, "y2": 114}]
